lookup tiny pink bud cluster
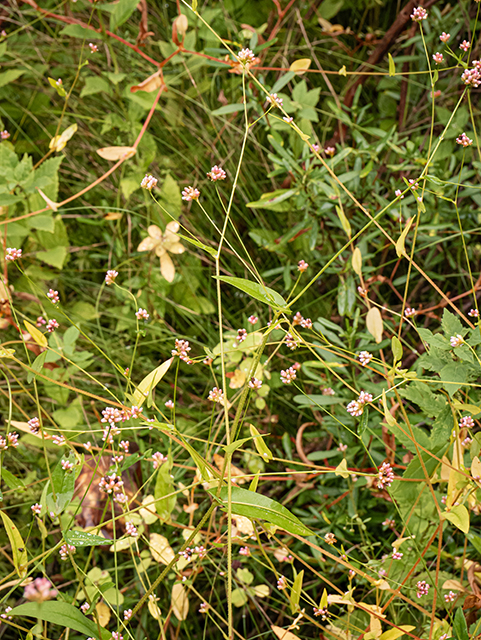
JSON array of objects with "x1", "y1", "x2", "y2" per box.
[
  {"x1": 410, "y1": 6, "x2": 427, "y2": 21},
  {"x1": 89, "y1": 43, "x2": 98, "y2": 53},
  {"x1": 346, "y1": 390, "x2": 373, "y2": 417},
  {"x1": 0, "y1": 130, "x2": 10, "y2": 140},
  {"x1": 248, "y1": 377, "x2": 262, "y2": 389},
  {"x1": 468, "y1": 308, "x2": 479, "y2": 317},
  {"x1": 208, "y1": 387, "x2": 224, "y2": 404},
  {"x1": 235, "y1": 328, "x2": 247, "y2": 345},
  {"x1": 24, "y1": 577, "x2": 58, "y2": 602},
  {"x1": 47, "y1": 319, "x2": 59, "y2": 333},
  {"x1": 31, "y1": 503, "x2": 42, "y2": 515},
  {"x1": 248, "y1": 315, "x2": 258, "y2": 325},
  {"x1": 136, "y1": 308, "x2": 149, "y2": 321},
  {"x1": 237, "y1": 48, "x2": 255, "y2": 64},
  {"x1": 5, "y1": 247, "x2": 22, "y2": 261},
  {"x1": 416, "y1": 580, "x2": 430, "y2": 598},
  {"x1": 59, "y1": 543, "x2": 76, "y2": 560},
  {"x1": 456, "y1": 132, "x2": 473, "y2": 147},
  {"x1": 432, "y1": 52, "x2": 444, "y2": 64},
  {"x1": 450, "y1": 334, "x2": 464, "y2": 348},
  {"x1": 460, "y1": 40, "x2": 471, "y2": 52},
  {"x1": 444, "y1": 590, "x2": 456, "y2": 602},
  {"x1": 182, "y1": 186, "x2": 200, "y2": 201},
  {"x1": 47, "y1": 289, "x2": 59, "y2": 303},
  {"x1": 404, "y1": 307, "x2": 416, "y2": 318},
  {"x1": 52, "y1": 434, "x2": 65, "y2": 446},
  {"x1": 152, "y1": 451, "x2": 168, "y2": 469},
  {"x1": 313, "y1": 607, "x2": 329, "y2": 619},
  {"x1": 439, "y1": 32, "x2": 450, "y2": 43},
  {"x1": 324, "y1": 146, "x2": 335, "y2": 157},
  {"x1": 277, "y1": 576, "x2": 287, "y2": 590},
  {"x1": 28, "y1": 417, "x2": 40, "y2": 433},
  {"x1": 297, "y1": 259, "x2": 309, "y2": 272},
  {"x1": 280, "y1": 366, "x2": 297, "y2": 384},
  {"x1": 207, "y1": 165, "x2": 226, "y2": 181},
  {"x1": 105, "y1": 270, "x2": 118, "y2": 285},
  {"x1": 358, "y1": 351, "x2": 372, "y2": 366},
  {"x1": 141, "y1": 174, "x2": 157, "y2": 189},
  {"x1": 459, "y1": 415, "x2": 474, "y2": 429},
  {"x1": 125, "y1": 521, "x2": 138, "y2": 537},
  {"x1": 376, "y1": 462, "x2": 395, "y2": 489},
  {"x1": 285, "y1": 333, "x2": 298, "y2": 350},
  {"x1": 266, "y1": 93, "x2": 283, "y2": 107}
]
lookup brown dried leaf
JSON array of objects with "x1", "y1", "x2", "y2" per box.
[
  {"x1": 96, "y1": 146, "x2": 136, "y2": 161},
  {"x1": 130, "y1": 70, "x2": 164, "y2": 94},
  {"x1": 271, "y1": 625, "x2": 302, "y2": 640},
  {"x1": 213, "y1": 454, "x2": 247, "y2": 484},
  {"x1": 104, "y1": 212, "x2": 123, "y2": 220},
  {"x1": 136, "y1": 0, "x2": 155, "y2": 46},
  {"x1": 37, "y1": 188, "x2": 59, "y2": 212}
]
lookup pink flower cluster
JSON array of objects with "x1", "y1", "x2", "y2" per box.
[
  {"x1": 172, "y1": 339, "x2": 193, "y2": 364},
  {"x1": 297, "y1": 260, "x2": 308, "y2": 272},
  {"x1": 235, "y1": 328, "x2": 247, "y2": 345},
  {"x1": 207, "y1": 165, "x2": 226, "y2": 181},
  {"x1": 208, "y1": 387, "x2": 224, "y2": 404},
  {"x1": 459, "y1": 415, "x2": 474, "y2": 429},
  {"x1": 24, "y1": 577, "x2": 58, "y2": 602},
  {"x1": 358, "y1": 351, "x2": 372, "y2": 366},
  {"x1": 292, "y1": 311, "x2": 312, "y2": 328},
  {"x1": 5, "y1": 247, "x2": 22, "y2": 261},
  {"x1": 182, "y1": 186, "x2": 200, "y2": 201},
  {"x1": 456, "y1": 132, "x2": 473, "y2": 147},
  {"x1": 59, "y1": 543, "x2": 76, "y2": 560},
  {"x1": 47, "y1": 289, "x2": 59, "y2": 303},
  {"x1": 152, "y1": 451, "x2": 168, "y2": 469},
  {"x1": 99, "y1": 473, "x2": 125, "y2": 503},
  {"x1": 376, "y1": 462, "x2": 395, "y2": 489},
  {"x1": 416, "y1": 580, "x2": 430, "y2": 598},
  {"x1": 410, "y1": 6, "x2": 427, "y2": 21},
  {"x1": 285, "y1": 333, "x2": 298, "y2": 350},
  {"x1": 461, "y1": 60, "x2": 481, "y2": 88},
  {"x1": 266, "y1": 93, "x2": 283, "y2": 107},
  {"x1": 280, "y1": 366, "x2": 297, "y2": 384},
  {"x1": 105, "y1": 270, "x2": 118, "y2": 285},
  {"x1": 346, "y1": 391, "x2": 373, "y2": 417},
  {"x1": 141, "y1": 174, "x2": 157, "y2": 190}
]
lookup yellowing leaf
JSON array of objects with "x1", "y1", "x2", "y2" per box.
[
  {"x1": 352, "y1": 247, "x2": 362, "y2": 276},
  {"x1": 148, "y1": 595, "x2": 161, "y2": 619},
  {"x1": 249, "y1": 424, "x2": 273, "y2": 461},
  {"x1": 24, "y1": 320, "x2": 48, "y2": 348},
  {"x1": 171, "y1": 582, "x2": 189, "y2": 620},
  {"x1": 388, "y1": 53, "x2": 396, "y2": 77},
  {"x1": 37, "y1": 188, "x2": 59, "y2": 212},
  {"x1": 253, "y1": 584, "x2": 270, "y2": 598},
  {"x1": 335, "y1": 458, "x2": 350, "y2": 478},
  {"x1": 336, "y1": 205, "x2": 351, "y2": 237},
  {"x1": 441, "y1": 579, "x2": 464, "y2": 591},
  {"x1": 289, "y1": 58, "x2": 311, "y2": 75},
  {"x1": 130, "y1": 70, "x2": 164, "y2": 94},
  {"x1": 133, "y1": 357, "x2": 173, "y2": 407},
  {"x1": 382, "y1": 389, "x2": 397, "y2": 427},
  {"x1": 452, "y1": 402, "x2": 481, "y2": 415},
  {"x1": 140, "y1": 495, "x2": 158, "y2": 524},
  {"x1": 213, "y1": 454, "x2": 247, "y2": 484},
  {"x1": 471, "y1": 456, "x2": 481, "y2": 479},
  {"x1": 174, "y1": 14, "x2": 188, "y2": 36},
  {"x1": 366, "y1": 307, "x2": 383, "y2": 343},
  {"x1": 443, "y1": 504, "x2": 470, "y2": 534},
  {"x1": 95, "y1": 602, "x2": 110, "y2": 627},
  {"x1": 320, "y1": 588, "x2": 328, "y2": 609},
  {"x1": 49, "y1": 123, "x2": 78, "y2": 152},
  {"x1": 380, "y1": 626, "x2": 415, "y2": 640},
  {"x1": 339, "y1": 65, "x2": 347, "y2": 76},
  {"x1": 271, "y1": 625, "x2": 302, "y2": 640},
  {"x1": 96, "y1": 146, "x2": 136, "y2": 161},
  {"x1": 104, "y1": 212, "x2": 123, "y2": 220},
  {"x1": 0, "y1": 510, "x2": 28, "y2": 578},
  {"x1": 150, "y1": 533, "x2": 175, "y2": 565},
  {"x1": 395, "y1": 216, "x2": 415, "y2": 258}
]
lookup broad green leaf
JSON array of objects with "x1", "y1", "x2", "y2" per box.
[
  {"x1": 1, "y1": 469, "x2": 24, "y2": 490},
  {"x1": 392, "y1": 336, "x2": 403, "y2": 362},
  {"x1": 109, "y1": 0, "x2": 139, "y2": 31},
  {"x1": 214, "y1": 276, "x2": 288, "y2": 311},
  {"x1": 366, "y1": 307, "x2": 383, "y2": 343},
  {"x1": 37, "y1": 246, "x2": 67, "y2": 269},
  {"x1": 60, "y1": 24, "x2": 102, "y2": 39},
  {"x1": 290, "y1": 570, "x2": 304, "y2": 613},
  {"x1": 395, "y1": 216, "x2": 415, "y2": 258},
  {"x1": 388, "y1": 53, "x2": 395, "y2": 77},
  {"x1": 24, "y1": 320, "x2": 48, "y2": 348},
  {"x1": 64, "y1": 531, "x2": 109, "y2": 547},
  {"x1": 232, "y1": 588, "x2": 248, "y2": 607},
  {"x1": 211, "y1": 103, "x2": 246, "y2": 116},
  {"x1": 249, "y1": 425, "x2": 273, "y2": 461},
  {"x1": 212, "y1": 486, "x2": 312, "y2": 536},
  {"x1": 181, "y1": 436, "x2": 219, "y2": 483},
  {"x1": 0, "y1": 69, "x2": 25, "y2": 89},
  {"x1": 133, "y1": 357, "x2": 173, "y2": 407},
  {"x1": 0, "y1": 510, "x2": 28, "y2": 578},
  {"x1": 443, "y1": 504, "x2": 470, "y2": 534},
  {"x1": 81, "y1": 76, "x2": 110, "y2": 98},
  {"x1": 10, "y1": 601, "x2": 110, "y2": 640},
  {"x1": 237, "y1": 567, "x2": 254, "y2": 585}
]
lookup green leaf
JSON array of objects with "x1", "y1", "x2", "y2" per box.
[
  {"x1": 211, "y1": 103, "x2": 247, "y2": 116},
  {"x1": 154, "y1": 459, "x2": 176, "y2": 523},
  {"x1": 24, "y1": 320, "x2": 48, "y2": 348},
  {"x1": 212, "y1": 486, "x2": 312, "y2": 536},
  {"x1": 290, "y1": 569, "x2": 304, "y2": 613},
  {"x1": 443, "y1": 504, "x2": 470, "y2": 534},
  {"x1": 214, "y1": 276, "x2": 288, "y2": 311},
  {"x1": 0, "y1": 69, "x2": 25, "y2": 89},
  {"x1": 178, "y1": 234, "x2": 217, "y2": 257},
  {"x1": 392, "y1": 336, "x2": 403, "y2": 362},
  {"x1": 358, "y1": 407, "x2": 369, "y2": 435},
  {"x1": 293, "y1": 394, "x2": 344, "y2": 407},
  {"x1": 80, "y1": 76, "x2": 110, "y2": 98},
  {"x1": 64, "y1": 531, "x2": 110, "y2": 547},
  {"x1": 37, "y1": 246, "x2": 67, "y2": 269},
  {"x1": 388, "y1": 53, "x2": 395, "y2": 77},
  {"x1": 249, "y1": 425, "x2": 273, "y2": 461},
  {"x1": 159, "y1": 174, "x2": 182, "y2": 219},
  {"x1": 335, "y1": 205, "x2": 351, "y2": 237},
  {"x1": 246, "y1": 189, "x2": 297, "y2": 211},
  {"x1": 10, "y1": 601, "x2": 110, "y2": 640},
  {"x1": 1, "y1": 468, "x2": 24, "y2": 490},
  {"x1": 0, "y1": 510, "x2": 28, "y2": 578},
  {"x1": 60, "y1": 24, "x2": 102, "y2": 40},
  {"x1": 109, "y1": 0, "x2": 139, "y2": 31},
  {"x1": 133, "y1": 357, "x2": 173, "y2": 407},
  {"x1": 452, "y1": 607, "x2": 469, "y2": 640}
]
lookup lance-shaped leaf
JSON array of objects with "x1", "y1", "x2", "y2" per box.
[
  {"x1": 211, "y1": 486, "x2": 312, "y2": 536},
  {"x1": 133, "y1": 357, "x2": 173, "y2": 407},
  {"x1": 64, "y1": 530, "x2": 110, "y2": 547},
  {"x1": 214, "y1": 276, "x2": 288, "y2": 311},
  {"x1": 0, "y1": 510, "x2": 28, "y2": 578}
]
